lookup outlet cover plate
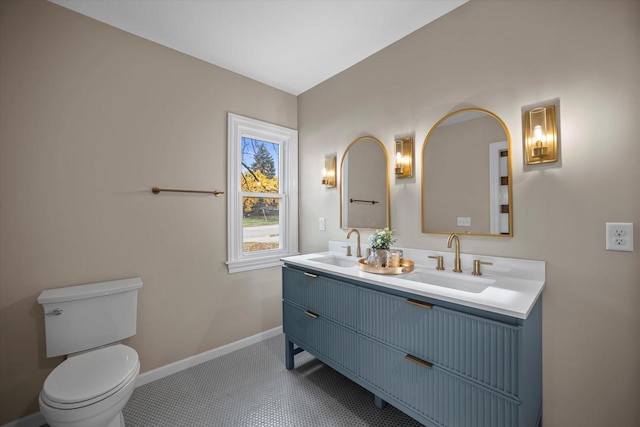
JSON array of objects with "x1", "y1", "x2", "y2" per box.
[
  {"x1": 606, "y1": 222, "x2": 633, "y2": 252},
  {"x1": 457, "y1": 217, "x2": 471, "y2": 227}
]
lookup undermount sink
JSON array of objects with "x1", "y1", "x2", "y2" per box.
[
  {"x1": 309, "y1": 255, "x2": 359, "y2": 268},
  {"x1": 403, "y1": 269, "x2": 494, "y2": 293}
]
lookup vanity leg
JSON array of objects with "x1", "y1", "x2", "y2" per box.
[
  {"x1": 285, "y1": 337, "x2": 295, "y2": 370},
  {"x1": 285, "y1": 336, "x2": 306, "y2": 370},
  {"x1": 374, "y1": 395, "x2": 387, "y2": 409}
]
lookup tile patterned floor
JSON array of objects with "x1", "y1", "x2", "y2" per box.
[{"x1": 123, "y1": 334, "x2": 424, "y2": 426}]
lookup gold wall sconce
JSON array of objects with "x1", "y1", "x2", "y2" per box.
[
  {"x1": 523, "y1": 104, "x2": 559, "y2": 165},
  {"x1": 395, "y1": 137, "x2": 414, "y2": 178},
  {"x1": 322, "y1": 155, "x2": 336, "y2": 187}
]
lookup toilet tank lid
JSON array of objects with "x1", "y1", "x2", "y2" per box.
[{"x1": 37, "y1": 277, "x2": 142, "y2": 305}]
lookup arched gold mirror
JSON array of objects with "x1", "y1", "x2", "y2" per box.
[
  {"x1": 340, "y1": 136, "x2": 390, "y2": 229},
  {"x1": 421, "y1": 109, "x2": 512, "y2": 236}
]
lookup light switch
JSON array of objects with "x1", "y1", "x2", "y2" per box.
[{"x1": 319, "y1": 217, "x2": 326, "y2": 231}]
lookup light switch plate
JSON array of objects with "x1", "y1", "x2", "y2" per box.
[
  {"x1": 606, "y1": 222, "x2": 633, "y2": 252},
  {"x1": 319, "y1": 217, "x2": 326, "y2": 231}
]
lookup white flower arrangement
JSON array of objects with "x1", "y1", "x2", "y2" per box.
[{"x1": 370, "y1": 228, "x2": 396, "y2": 250}]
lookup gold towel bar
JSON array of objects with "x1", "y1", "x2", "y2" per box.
[{"x1": 152, "y1": 187, "x2": 224, "y2": 197}]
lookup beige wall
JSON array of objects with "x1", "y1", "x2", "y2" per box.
[
  {"x1": 298, "y1": 1, "x2": 640, "y2": 426},
  {"x1": 0, "y1": 0, "x2": 296, "y2": 423},
  {"x1": 2, "y1": 0, "x2": 639, "y2": 426}
]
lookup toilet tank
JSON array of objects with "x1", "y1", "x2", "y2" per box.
[{"x1": 38, "y1": 277, "x2": 142, "y2": 358}]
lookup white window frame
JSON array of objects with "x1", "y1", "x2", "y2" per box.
[{"x1": 226, "y1": 113, "x2": 298, "y2": 273}]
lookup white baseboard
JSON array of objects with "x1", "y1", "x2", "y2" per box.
[
  {"x1": 136, "y1": 325, "x2": 283, "y2": 386},
  {"x1": 1, "y1": 326, "x2": 283, "y2": 427}
]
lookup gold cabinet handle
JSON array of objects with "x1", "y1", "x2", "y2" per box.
[
  {"x1": 406, "y1": 298, "x2": 433, "y2": 310},
  {"x1": 303, "y1": 272, "x2": 318, "y2": 278},
  {"x1": 405, "y1": 354, "x2": 433, "y2": 369},
  {"x1": 305, "y1": 310, "x2": 319, "y2": 319}
]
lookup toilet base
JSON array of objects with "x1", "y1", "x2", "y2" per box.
[
  {"x1": 105, "y1": 412, "x2": 124, "y2": 427},
  {"x1": 61, "y1": 411, "x2": 124, "y2": 427},
  {"x1": 41, "y1": 410, "x2": 124, "y2": 427}
]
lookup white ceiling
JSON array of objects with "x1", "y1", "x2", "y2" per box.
[{"x1": 50, "y1": 0, "x2": 467, "y2": 95}]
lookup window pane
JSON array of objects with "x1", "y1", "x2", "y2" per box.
[
  {"x1": 242, "y1": 197, "x2": 280, "y2": 252},
  {"x1": 241, "y1": 137, "x2": 279, "y2": 193}
]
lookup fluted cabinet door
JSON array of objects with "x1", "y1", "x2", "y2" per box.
[
  {"x1": 358, "y1": 287, "x2": 522, "y2": 399},
  {"x1": 283, "y1": 267, "x2": 357, "y2": 328},
  {"x1": 283, "y1": 301, "x2": 320, "y2": 351},
  {"x1": 358, "y1": 335, "x2": 520, "y2": 427},
  {"x1": 283, "y1": 301, "x2": 357, "y2": 374}
]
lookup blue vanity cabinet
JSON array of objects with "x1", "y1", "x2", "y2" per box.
[
  {"x1": 282, "y1": 266, "x2": 357, "y2": 375},
  {"x1": 358, "y1": 334, "x2": 520, "y2": 427},
  {"x1": 282, "y1": 266, "x2": 356, "y2": 329},
  {"x1": 282, "y1": 264, "x2": 542, "y2": 427},
  {"x1": 357, "y1": 287, "x2": 521, "y2": 400},
  {"x1": 357, "y1": 286, "x2": 542, "y2": 427}
]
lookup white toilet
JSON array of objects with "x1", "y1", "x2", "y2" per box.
[{"x1": 37, "y1": 277, "x2": 143, "y2": 427}]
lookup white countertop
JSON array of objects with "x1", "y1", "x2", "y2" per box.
[{"x1": 282, "y1": 243, "x2": 545, "y2": 320}]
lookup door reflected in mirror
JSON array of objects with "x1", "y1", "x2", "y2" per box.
[
  {"x1": 341, "y1": 136, "x2": 390, "y2": 229},
  {"x1": 422, "y1": 109, "x2": 512, "y2": 237}
]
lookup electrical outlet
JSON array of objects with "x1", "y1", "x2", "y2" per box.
[
  {"x1": 606, "y1": 222, "x2": 633, "y2": 252},
  {"x1": 319, "y1": 217, "x2": 326, "y2": 231},
  {"x1": 457, "y1": 217, "x2": 471, "y2": 227}
]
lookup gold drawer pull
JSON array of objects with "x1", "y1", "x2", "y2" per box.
[
  {"x1": 406, "y1": 298, "x2": 433, "y2": 309},
  {"x1": 305, "y1": 310, "x2": 319, "y2": 319},
  {"x1": 304, "y1": 272, "x2": 318, "y2": 278},
  {"x1": 405, "y1": 354, "x2": 433, "y2": 369}
]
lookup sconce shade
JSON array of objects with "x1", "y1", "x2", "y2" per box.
[
  {"x1": 523, "y1": 105, "x2": 558, "y2": 165},
  {"x1": 322, "y1": 155, "x2": 336, "y2": 187},
  {"x1": 394, "y1": 137, "x2": 413, "y2": 178}
]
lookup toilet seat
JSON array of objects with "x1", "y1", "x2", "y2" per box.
[{"x1": 41, "y1": 344, "x2": 139, "y2": 410}]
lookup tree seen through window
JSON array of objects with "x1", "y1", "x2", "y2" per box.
[{"x1": 241, "y1": 137, "x2": 280, "y2": 252}]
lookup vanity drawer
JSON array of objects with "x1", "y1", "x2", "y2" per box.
[
  {"x1": 283, "y1": 266, "x2": 356, "y2": 328},
  {"x1": 358, "y1": 287, "x2": 522, "y2": 399},
  {"x1": 358, "y1": 335, "x2": 520, "y2": 427},
  {"x1": 283, "y1": 301, "x2": 357, "y2": 374}
]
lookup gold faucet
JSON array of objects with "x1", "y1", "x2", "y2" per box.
[
  {"x1": 447, "y1": 233, "x2": 462, "y2": 273},
  {"x1": 347, "y1": 228, "x2": 361, "y2": 258}
]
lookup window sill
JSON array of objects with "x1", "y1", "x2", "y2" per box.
[{"x1": 226, "y1": 252, "x2": 300, "y2": 274}]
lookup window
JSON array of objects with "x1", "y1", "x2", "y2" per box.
[{"x1": 226, "y1": 113, "x2": 298, "y2": 273}]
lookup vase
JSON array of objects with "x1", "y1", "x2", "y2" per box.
[{"x1": 366, "y1": 248, "x2": 389, "y2": 267}]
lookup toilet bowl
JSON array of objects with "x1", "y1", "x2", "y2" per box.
[
  {"x1": 37, "y1": 277, "x2": 143, "y2": 427},
  {"x1": 39, "y1": 344, "x2": 140, "y2": 427}
]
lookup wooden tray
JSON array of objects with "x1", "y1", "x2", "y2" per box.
[{"x1": 358, "y1": 259, "x2": 414, "y2": 275}]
